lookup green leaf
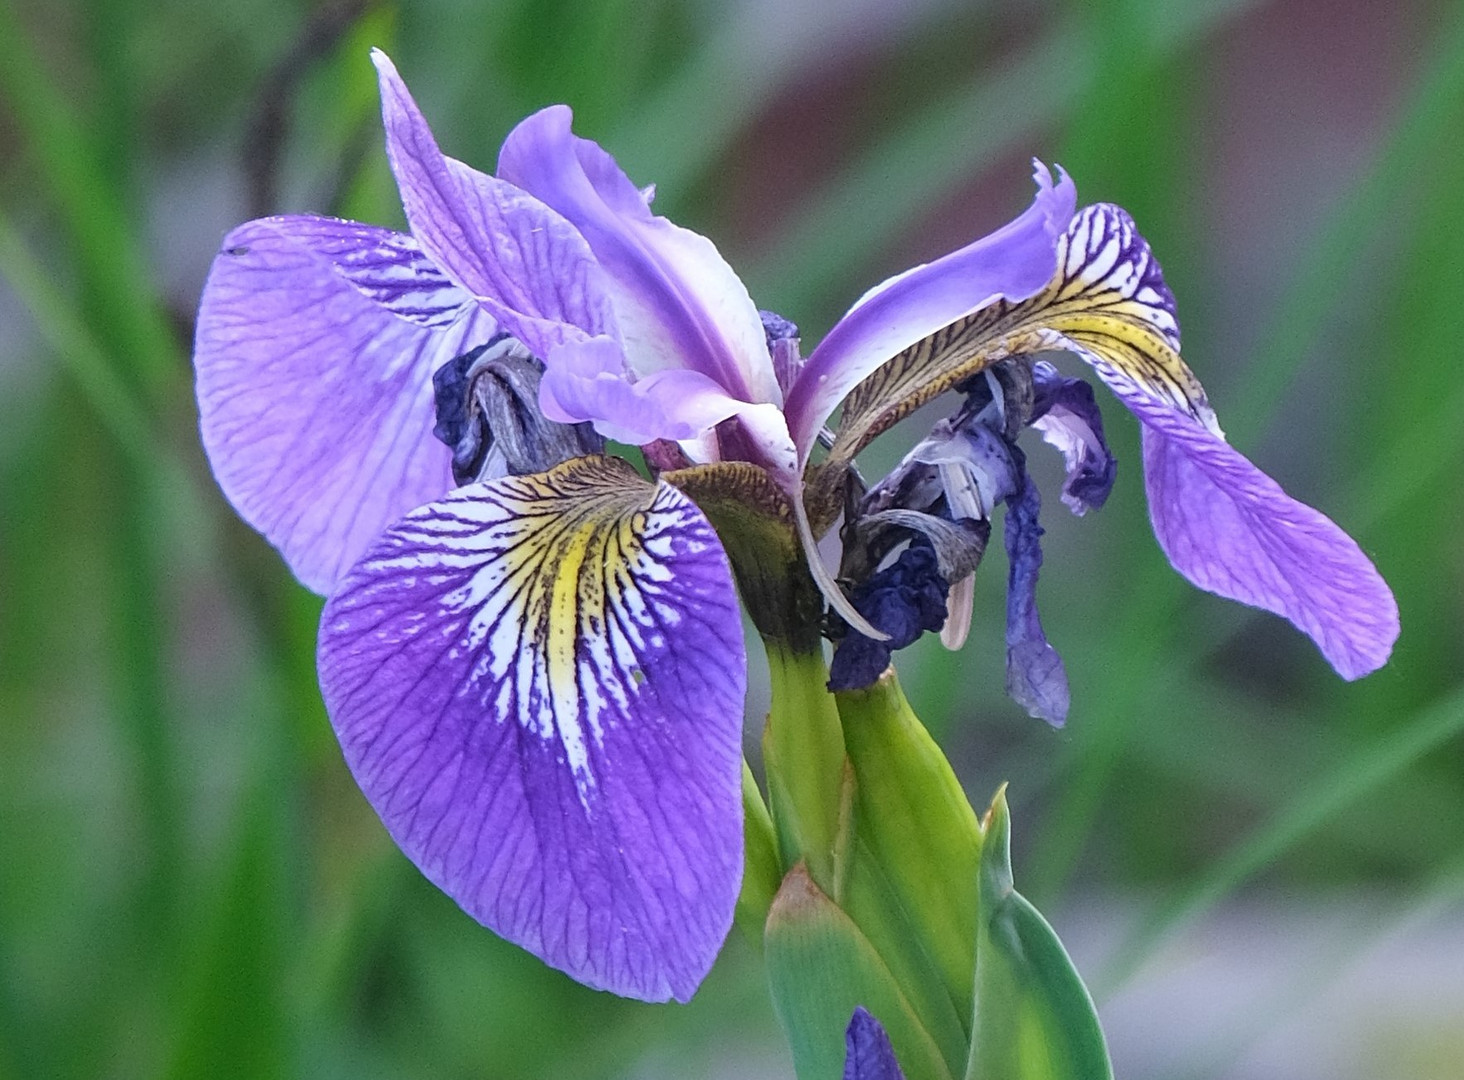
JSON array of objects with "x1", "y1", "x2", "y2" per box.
[
  {"x1": 835, "y1": 672, "x2": 983, "y2": 1077},
  {"x1": 968, "y1": 789, "x2": 1111, "y2": 1080},
  {"x1": 765, "y1": 863, "x2": 953, "y2": 1080}
]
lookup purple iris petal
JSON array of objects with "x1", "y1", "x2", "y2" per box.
[
  {"x1": 783, "y1": 163, "x2": 1077, "y2": 462},
  {"x1": 1029, "y1": 361, "x2": 1117, "y2": 514},
  {"x1": 1123, "y1": 389, "x2": 1399, "y2": 679},
  {"x1": 539, "y1": 336, "x2": 796, "y2": 467},
  {"x1": 1046, "y1": 203, "x2": 1397, "y2": 678},
  {"x1": 194, "y1": 214, "x2": 496, "y2": 593},
  {"x1": 1003, "y1": 461, "x2": 1071, "y2": 727},
  {"x1": 497, "y1": 105, "x2": 779, "y2": 406},
  {"x1": 844, "y1": 1007, "x2": 907, "y2": 1080},
  {"x1": 317, "y1": 459, "x2": 746, "y2": 1001},
  {"x1": 372, "y1": 51, "x2": 616, "y2": 366}
]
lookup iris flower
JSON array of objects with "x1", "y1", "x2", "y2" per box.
[{"x1": 194, "y1": 51, "x2": 1396, "y2": 1002}]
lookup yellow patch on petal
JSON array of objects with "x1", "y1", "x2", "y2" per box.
[
  {"x1": 824, "y1": 203, "x2": 1217, "y2": 474},
  {"x1": 386, "y1": 455, "x2": 713, "y2": 802}
]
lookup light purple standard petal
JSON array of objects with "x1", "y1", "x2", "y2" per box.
[
  {"x1": 538, "y1": 337, "x2": 798, "y2": 473},
  {"x1": 194, "y1": 215, "x2": 496, "y2": 593},
  {"x1": 1125, "y1": 391, "x2": 1398, "y2": 679},
  {"x1": 317, "y1": 457, "x2": 746, "y2": 1001},
  {"x1": 497, "y1": 105, "x2": 778, "y2": 406},
  {"x1": 371, "y1": 51, "x2": 616, "y2": 365},
  {"x1": 844, "y1": 1008, "x2": 907, "y2": 1080},
  {"x1": 784, "y1": 163, "x2": 1077, "y2": 462}
]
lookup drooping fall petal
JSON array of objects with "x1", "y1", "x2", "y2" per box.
[
  {"x1": 194, "y1": 215, "x2": 495, "y2": 593},
  {"x1": 1034, "y1": 203, "x2": 1398, "y2": 678},
  {"x1": 1130, "y1": 392, "x2": 1399, "y2": 679},
  {"x1": 317, "y1": 456, "x2": 746, "y2": 1001}
]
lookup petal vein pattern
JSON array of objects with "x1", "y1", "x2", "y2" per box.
[
  {"x1": 373, "y1": 51, "x2": 616, "y2": 364},
  {"x1": 317, "y1": 456, "x2": 746, "y2": 1001},
  {"x1": 1035, "y1": 204, "x2": 1396, "y2": 676},
  {"x1": 274, "y1": 214, "x2": 481, "y2": 327},
  {"x1": 194, "y1": 215, "x2": 497, "y2": 593}
]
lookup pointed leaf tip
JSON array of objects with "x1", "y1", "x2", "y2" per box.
[{"x1": 969, "y1": 786, "x2": 1112, "y2": 1080}]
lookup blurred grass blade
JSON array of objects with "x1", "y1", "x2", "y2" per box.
[
  {"x1": 1096, "y1": 684, "x2": 1464, "y2": 998},
  {"x1": 968, "y1": 787, "x2": 1112, "y2": 1080},
  {"x1": 0, "y1": 209, "x2": 212, "y2": 539},
  {"x1": 163, "y1": 783, "x2": 292, "y2": 1080},
  {"x1": 0, "y1": 0, "x2": 180, "y2": 398},
  {"x1": 0, "y1": 210, "x2": 155, "y2": 469},
  {"x1": 1223, "y1": 0, "x2": 1464, "y2": 446},
  {"x1": 765, "y1": 863, "x2": 954, "y2": 1080},
  {"x1": 1175, "y1": 844, "x2": 1464, "y2": 1080},
  {"x1": 609, "y1": 0, "x2": 975, "y2": 199},
  {"x1": 750, "y1": 0, "x2": 1259, "y2": 325}
]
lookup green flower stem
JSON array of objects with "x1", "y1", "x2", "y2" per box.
[
  {"x1": 761, "y1": 641, "x2": 851, "y2": 895},
  {"x1": 735, "y1": 758, "x2": 781, "y2": 944},
  {"x1": 765, "y1": 863, "x2": 954, "y2": 1080},
  {"x1": 835, "y1": 672, "x2": 983, "y2": 1035}
]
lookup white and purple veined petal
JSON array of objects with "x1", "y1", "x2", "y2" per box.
[
  {"x1": 194, "y1": 215, "x2": 496, "y2": 593},
  {"x1": 783, "y1": 162, "x2": 1077, "y2": 467},
  {"x1": 1034, "y1": 203, "x2": 1398, "y2": 678},
  {"x1": 317, "y1": 456, "x2": 746, "y2": 1002}
]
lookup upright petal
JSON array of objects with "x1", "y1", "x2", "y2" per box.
[
  {"x1": 372, "y1": 51, "x2": 617, "y2": 365},
  {"x1": 497, "y1": 105, "x2": 778, "y2": 406},
  {"x1": 1029, "y1": 203, "x2": 1397, "y2": 677},
  {"x1": 194, "y1": 215, "x2": 496, "y2": 593},
  {"x1": 317, "y1": 456, "x2": 746, "y2": 1001},
  {"x1": 784, "y1": 163, "x2": 1076, "y2": 463}
]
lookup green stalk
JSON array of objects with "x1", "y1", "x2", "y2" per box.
[
  {"x1": 761, "y1": 642, "x2": 850, "y2": 895},
  {"x1": 735, "y1": 758, "x2": 781, "y2": 943}
]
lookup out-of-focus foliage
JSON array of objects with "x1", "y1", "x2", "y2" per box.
[{"x1": 2, "y1": 0, "x2": 1462, "y2": 1077}]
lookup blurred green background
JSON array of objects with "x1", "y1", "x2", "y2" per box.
[{"x1": 2, "y1": 0, "x2": 1463, "y2": 1077}]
